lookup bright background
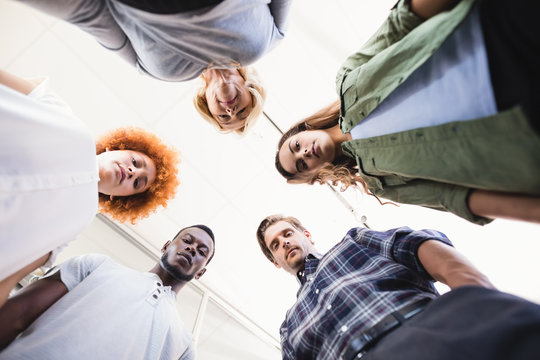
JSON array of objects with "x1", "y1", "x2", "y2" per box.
[{"x1": 2, "y1": 0, "x2": 539, "y2": 358}]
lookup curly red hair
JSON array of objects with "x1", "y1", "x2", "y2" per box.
[{"x1": 95, "y1": 127, "x2": 180, "y2": 224}]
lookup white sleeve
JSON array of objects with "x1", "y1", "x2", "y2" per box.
[
  {"x1": 27, "y1": 78, "x2": 75, "y2": 115},
  {"x1": 57, "y1": 254, "x2": 110, "y2": 290},
  {"x1": 179, "y1": 343, "x2": 195, "y2": 360},
  {"x1": 39, "y1": 244, "x2": 69, "y2": 274}
]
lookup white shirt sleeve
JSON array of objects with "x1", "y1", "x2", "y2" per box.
[
  {"x1": 57, "y1": 254, "x2": 110, "y2": 290},
  {"x1": 27, "y1": 78, "x2": 75, "y2": 115},
  {"x1": 179, "y1": 343, "x2": 196, "y2": 360}
]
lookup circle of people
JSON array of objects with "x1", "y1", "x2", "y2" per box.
[{"x1": 1, "y1": 0, "x2": 539, "y2": 359}]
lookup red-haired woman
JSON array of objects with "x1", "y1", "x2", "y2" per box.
[{"x1": 0, "y1": 70, "x2": 180, "y2": 306}]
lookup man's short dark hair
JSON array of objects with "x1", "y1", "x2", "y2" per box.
[
  {"x1": 173, "y1": 225, "x2": 216, "y2": 264},
  {"x1": 256, "y1": 215, "x2": 306, "y2": 263}
]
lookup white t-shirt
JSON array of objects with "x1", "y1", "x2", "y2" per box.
[
  {"x1": 351, "y1": 6, "x2": 497, "y2": 140},
  {"x1": 0, "y1": 254, "x2": 194, "y2": 360},
  {"x1": 0, "y1": 80, "x2": 98, "y2": 281}
]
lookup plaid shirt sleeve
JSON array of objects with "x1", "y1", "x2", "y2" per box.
[
  {"x1": 280, "y1": 317, "x2": 295, "y2": 360},
  {"x1": 350, "y1": 227, "x2": 453, "y2": 280}
]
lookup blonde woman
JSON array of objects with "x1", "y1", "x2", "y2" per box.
[
  {"x1": 17, "y1": 0, "x2": 289, "y2": 132},
  {"x1": 193, "y1": 64, "x2": 266, "y2": 134}
]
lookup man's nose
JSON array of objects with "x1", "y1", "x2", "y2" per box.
[
  {"x1": 185, "y1": 245, "x2": 195, "y2": 256},
  {"x1": 283, "y1": 241, "x2": 291, "y2": 248}
]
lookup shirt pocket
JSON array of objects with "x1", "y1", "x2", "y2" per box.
[
  {"x1": 359, "y1": 156, "x2": 408, "y2": 188},
  {"x1": 341, "y1": 81, "x2": 358, "y2": 112}
]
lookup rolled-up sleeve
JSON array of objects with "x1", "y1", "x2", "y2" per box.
[
  {"x1": 390, "y1": 227, "x2": 452, "y2": 279},
  {"x1": 336, "y1": 0, "x2": 424, "y2": 89},
  {"x1": 379, "y1": 180, "x2": 494, "y2": 225}
]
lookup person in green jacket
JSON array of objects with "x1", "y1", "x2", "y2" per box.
[{"x1": 275, "y1": 0, "x2": 540, "y2": 225}]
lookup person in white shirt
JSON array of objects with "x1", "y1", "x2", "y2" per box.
[
  {"x1": 0, "y1": 224, "x2": 215, "y2": 359},
  {"x1": 0, "y1": 70, "x2": 180, "y2": 307}
]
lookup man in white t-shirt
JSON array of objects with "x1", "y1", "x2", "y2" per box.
[{"x1": 0, "y1": 224, "x2": 215, "y2": 360}]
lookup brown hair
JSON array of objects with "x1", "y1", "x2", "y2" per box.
[
  {"x1": 275, "y1": 100, "x2": 371, "y2": 193},
  {"x1": 193, "y1": 66, "x2": 266, "y2": 135},
  {"x1": 96, "y1": 127, "x2": 180, "y2": 224},
  {"x1": 256, "y1": 215, "x2": 306, "y2": 263}
]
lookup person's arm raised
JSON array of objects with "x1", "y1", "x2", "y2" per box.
[
  {"x1": 0, "y1": 270, "x2": 68, "y2": 350},
  {"x1": 0, "y1": 69, "x2": 41, "y2": 95},
  {"x1": 410, "y1": 0, "x2": 460, "y2": 19},
  {"x1": 418, "y1": 239, "x2": 495, "y2": 290}
]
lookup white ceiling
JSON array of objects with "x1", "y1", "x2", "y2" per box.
[{"x1": 2, "y1": 0, "x2": 539, "y2": 349}]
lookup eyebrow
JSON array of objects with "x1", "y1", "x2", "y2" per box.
[
  {"x1": 268, "y1": 228, "x2": 293, "y2": 251},
  {"x1": 186, "y1": 233, "x2": 210, "y2": 251},
  {"x1": 287, "y1": 140, "x2": 302, "y2": 173},
  {"x1": 215, "y1": 114, "x2": 230, "y2": 122},
  {"x1": 268, "y1": 238, "x2": 278, "y2": 251},
  {"x1": 238, "y1": 107, "x2": 248, "y2": 120},
  {"x1": 139, "y1": 156, "x2": 150, "y2": 189}
]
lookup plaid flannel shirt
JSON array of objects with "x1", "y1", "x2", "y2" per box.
[{"x1": 280, "y1": 226, "x2": 452, "y2": 359}]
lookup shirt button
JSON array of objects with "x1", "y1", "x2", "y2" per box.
[
  {"x1": 315, "y1": 289, "x2": 319, "y2": 294},
  {"x1": 307, "y1": 277, "x2": 313, "y2": 282},
  {"x1": 156, "y1": 282, "x2": 162, "y2": 286},
  {"x1": 341, "y1": 325, "x2": 348, "y2": 332},
  {"x1": 152, "y1": 294, "x2": 158, "y2": 299},
  {"x1": 327, "y1": 305, "x2": 332, "y2": 310}
]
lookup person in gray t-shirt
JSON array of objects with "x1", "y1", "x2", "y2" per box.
[{"x1": 16, "y1": 0, "x2": 293, "y2": 134}]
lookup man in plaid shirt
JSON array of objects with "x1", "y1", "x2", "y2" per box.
[{"x1": 256, "y1": 215, "x2": 540, "y2": 360}]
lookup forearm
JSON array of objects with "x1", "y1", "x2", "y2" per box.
[
  {"x1": 0, "y1": 253, "x2": 50, "y2": 308},
  {"x1": 0, "y1": 271, "x2": 67, "y2": 350},
  {"x1": 468, "y1": 189, "x2": 540, "y2": 224},
  {"x1": 0, "y1": 69, "x2": 40, "y2": 95},
  {"x1": 417, "y1": 240, "x2": 494, "y2": 290}
]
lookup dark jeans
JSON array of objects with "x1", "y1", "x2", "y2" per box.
[
  {"x1": 362, "y1": 286, "x2": 540, "y2": 360},
  {"x1": 479, "y1": 0, "x2": 540, "y2": 132}
]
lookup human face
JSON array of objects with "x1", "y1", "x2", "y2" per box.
[
  {"x1": 204, "y1": 69, "x2": 253, "y2": 131},
  {"x1": 97, "y1": 150, "x2": 156, "y2": 196},
  {"x1": 263, "y1": 221, "x2": 315, "y2": 275},
  {"x1": 278, "y1": 130, "x2": 336, "y2": 180},
  {"x1": 161, "y1": 227, "x2": 214, "y2": 281}
]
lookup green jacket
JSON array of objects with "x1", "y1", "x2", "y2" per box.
[{"x1": 335, "y1": 0, "x2": 540, "y2": 224}]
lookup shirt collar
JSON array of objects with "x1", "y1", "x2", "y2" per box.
[{"x1": 296, "y1": 253, "x2": 322, "y2": 286}]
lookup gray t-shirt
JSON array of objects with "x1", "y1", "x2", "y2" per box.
[
  {"x1": 0, "y1": 254, "x2": 194, "y2": 360},
  {"x1": 107, "y1": 0, "x2": 292, "y2": 81}
]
